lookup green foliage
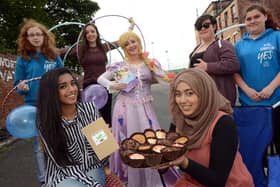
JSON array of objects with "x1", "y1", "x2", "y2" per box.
[{"x1": 0, "y1": 0, "x2": 100, "y2": 73}]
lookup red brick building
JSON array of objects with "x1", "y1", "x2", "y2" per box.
[
  {"x1": 196, "y1": 0, "x2": 280, "y2": 45},
  {"x1": 0, "y1": 54, "x2": 24, "y2": 128}
]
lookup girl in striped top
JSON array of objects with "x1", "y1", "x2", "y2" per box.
[{"x1": 37, "y1": 67, "x2": 105, "y2": 187}]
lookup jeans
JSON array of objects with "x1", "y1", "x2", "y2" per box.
[
  {"x1": 56, "y1": 167, "x2": 105, "y2": 187},
  {"x1": 33, "y1": 135, "x2": 46, "y2": 183}
]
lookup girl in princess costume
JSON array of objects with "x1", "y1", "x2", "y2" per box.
[{"x1": 98, "y1": 31, "x2": 178, "y2": 187}]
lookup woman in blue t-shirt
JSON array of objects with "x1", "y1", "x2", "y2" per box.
[
  {"x1": 14, "y1": 19, "x2": 63, "y2": 185},
  {"x1": 234, "y1": 5, "x2": 280, "y2": 183},
  {"x1": 234, "y1": 4, "x2": 280, "y2": 106}
]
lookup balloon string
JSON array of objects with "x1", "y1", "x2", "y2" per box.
[{"x1": 1, "y1": 77, "x2": 41, "y2": 119}]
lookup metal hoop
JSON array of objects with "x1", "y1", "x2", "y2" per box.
[
  {"x1": 91, "y1": 14, "x2": 146, "y2": 50},
  {"x1": 1, "y1": 77, "x2": 41, "y2": 118},
  {"x1": 215, "y1": 23, "x2": 246, "y2": 36},
  {"x1": 48, "y1": 22, "x2": 85, "y2": 32}
]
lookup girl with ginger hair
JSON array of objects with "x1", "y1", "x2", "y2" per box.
[{"x1": 14, "y1": 19, "x2": 63, "y2": 184}]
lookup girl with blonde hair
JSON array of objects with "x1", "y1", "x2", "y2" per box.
[{"x1": 98, "y1": 31, "x2": 177, "y2": 186}]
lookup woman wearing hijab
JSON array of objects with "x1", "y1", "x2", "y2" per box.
[{"x1": 168, "y1": 68, "x2": 254, "y2": 187}]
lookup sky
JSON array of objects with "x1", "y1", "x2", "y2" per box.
[{"x1": 93, "y1": 0, "x2": 211, "y2": 70}]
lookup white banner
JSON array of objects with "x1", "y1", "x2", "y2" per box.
[{"x1": 0, "y1": 55, "x2": 16, "y2": 82}]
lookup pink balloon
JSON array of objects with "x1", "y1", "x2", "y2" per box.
[{"x1": 82, "y1": 84, "x2": 108, "y2": 109}]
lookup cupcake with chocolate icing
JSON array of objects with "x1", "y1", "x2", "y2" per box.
[
  {"x1": 144, "y1": 129, "x2": 156, "y2": 138},
  {"x1": 120, "y1": 150, "x2": 135, "y2": 165},
  {"x1": 131, "y1": 133, "x2": 146, "y2": 144},
  {"x1": 128, "y1": 153, "x2": 145, "y2": 168},
  {"x1": 157, "y1": 139, "x2": 173, "y2": 146},
  {"x1": 161, "y1": 146, "x2": 182, "y2": 161},
  {"x1": 152, "y1": 144, "x2": 166, "y2": 154},
  {"x1": 121, "y1": 138, "x2": 140, "y2": 150},
  {"x1": 147, "y1": 138, "x2": 157, "y2": 145},
  {"x1": 166, "y1": 132, "x2": 180, "y2": 141},
  {"x1": 174, "y1": 136, "x2": 189, "y2": 144},
  {"x1": 155, "y1": 129, "x2": 167, "y2": 139},
  {"x1": 137, "y1": 144, "x2": 152, "y2": 153},
  {"x1": 145, "y1": 153, "x2": 163, "y2": 167}
]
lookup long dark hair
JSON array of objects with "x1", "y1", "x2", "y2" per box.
[
  {"x1": 79, "y1": 22, "x2": 108, "y2": 62},
  {"x1": 246, "y1": 4, "x2": 280, "y2": 30},
  {"x1": 37, "y1": 67, "x2": 80, "y2": 167}
]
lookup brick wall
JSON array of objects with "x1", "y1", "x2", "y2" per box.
[
  {"x1": 263, "y1": 0, "x2": 280, "y2": 24},
  {"x1": 0, "y1": 54, "x2": 24, "y2": 128},
  {"x1": 237, "y1": 0, "x2": 280, "y2": 24}
]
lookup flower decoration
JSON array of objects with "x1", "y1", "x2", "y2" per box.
[
  {"x1": 143, "y1": 51, "x2": 149, "y2": 58},
  {"x1": 143, "y1": 51, "x2": 176, "y2": 82},
  {"x1": 163, "y1": 72, "x2": 176, "y2": 81},
  {"x1": 148, "y1": 60, "x2": 156, "y2": 72},
  {"x1": 143, "y1": 51, "x2": 156, "y2": 72}
]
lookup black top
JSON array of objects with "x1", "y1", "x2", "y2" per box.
[
  {"x1": 180, "y1": 115, "x2": 238, "y2": 187},
  {"x1": 189, "y1": 51, "x2": 204, "y2": 68}
]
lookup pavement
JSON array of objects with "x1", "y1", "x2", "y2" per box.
[
  {"x1": 0, "y1": 129, "x2": 16, "y2": 149},
  {"x1": 0, "y1": 136, "x2": 17, "y2": 149},
  {"x1": 0, "y1": 138, "x2": 40, "y2": 187}
]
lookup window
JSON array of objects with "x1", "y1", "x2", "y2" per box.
[
  {"x1": 231, "y1": 5, "x2": 237, "y2": 23},
  {"x1": 224, "y1": 11, "x2": 228, "y2": 27},
  {"x1": 218, "y1": 17, "x2": 222, "y2": 30}
]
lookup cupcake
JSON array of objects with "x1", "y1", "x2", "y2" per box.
[
  {"x1": 147, "y1": 138, "x2": 157, "y2": 145},
  {"x1": 128, "y1": 153, "x2": 145, "y2": 168},
  {"x1": 144, "y1": 129, "x2": 156, "y2": 138},
  {"x1": 121, "y1": 138, "x2": 140, "y2": 150},
  {"x1": 131, "y1": 133, "x2": 146, "y2": 144},
  {"x1": 152, "y1": 145, "x2": 166, "y2": 154},
  {"x1": 172, "y1": 143, "x2": 185, "y2": 148},
  {"x1": 137, "y1": 144, "x2": 152, "y2": 153},
  {"x1": 157, "y1": 139, "x2": 173, "y2": 146},
  {"x1": 174, "y1": 136, "x2": 189, "y2": 144},
  {"x1": 161, "y1": 146, "x2": 182, "y2": 161},
  {"x1": 145, "y1": 153, "x2": 163, "y2": 167},
  {"x1": 120, "y1": 150, "x2": 135, "y2": 165},
  {"x1": 166, "y1": 132, "x2": 180, "y2": 141},
  {"x1": 172, "y1": 143, "x2": 188, "y2": 156},
  {"x1": 155, "y1": 129, "x2": 167, "y2": 139}
]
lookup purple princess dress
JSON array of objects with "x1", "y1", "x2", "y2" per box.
[{"x1": 97, "y1": 60, "x2": 180, "y2": 187}]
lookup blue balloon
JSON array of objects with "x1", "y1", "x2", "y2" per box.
[
  {"x1": 6, "y1": 105, "x2": 37, "y2": 139},
  {"x1": 82, "y1": 84, "x2": 108, "y2": 109}
]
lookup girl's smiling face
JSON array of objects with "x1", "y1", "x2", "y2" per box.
[
  {"x1": 124, "y1": 36, "x2": 140, "y2": 56},
  {"x1": 85, "y1": 25, "x2": 98, "y2": 44},
  {"x1": 245, "y1": 9, "x2": 267, "y2": 38},
  {"x1": 58, "y1": 73, "x2": 78, "y2": 106},
  {"x1": 197, "y1": 19, "x2": 216, "y2": 41},
  {"x1": 26, "y1": 27, "x2": 44, "y2": 49},
  {"x1": 175, "y1": 81, "x2": 199, "y2": 117}
]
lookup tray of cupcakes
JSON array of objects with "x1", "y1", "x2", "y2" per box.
[{"x1": 120, "y1": 129, "x2": 188, "y2": 168}]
